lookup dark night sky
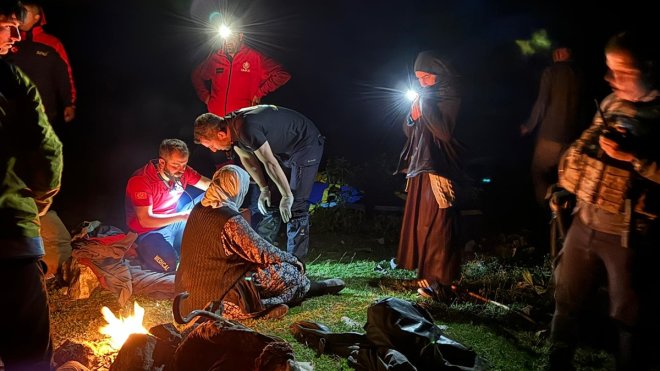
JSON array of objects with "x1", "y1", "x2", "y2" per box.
[{"x1": 39, "y1": 0, "x2": 656, "y2": 229}]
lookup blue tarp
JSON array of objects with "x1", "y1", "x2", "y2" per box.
[{"x1": 309, "y1": 182, "x2": 363, "y2": 209}]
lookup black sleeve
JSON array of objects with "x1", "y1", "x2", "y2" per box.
[{"x1": 52, "y1": 52, "x2": 72, "y2": 107}]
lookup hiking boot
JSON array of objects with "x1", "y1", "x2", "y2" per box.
[
  {"x1": 417, "y1": 287, "x2": 436, "y2": 299},
  {"x1": 417, "y1": 284, "x2": 452, "y2": 303},
  {"x1": 306, "y1": 279, "x2": 345, "y2": 298},
  {"x1": 260, "y1": 304, "x2": 289, "y2": 320},
  {"x1": 320, "y1": 279, "x2": 345, "y2": 294}
]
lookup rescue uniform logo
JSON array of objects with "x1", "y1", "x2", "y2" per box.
[
  {"x1": 241, "y1": 61, "x2": 250, "y2": 72},
  {"x1": 135, "y1": 192, "x2": 148, "y2": 200},
  {"x1": 154, "y1": 255, "x2": 170, "y2": 271}
]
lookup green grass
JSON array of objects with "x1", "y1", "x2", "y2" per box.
[
  {"x1": 250, "y1": 259, "x2": 612, "y2": 371},
  {"x1": 50, "y1": 257, "x2": 614, "y2": 370}
]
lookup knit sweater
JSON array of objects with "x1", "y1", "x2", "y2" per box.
[{"x1": 175, "y1": 204, "x2": 294, "y2": 315}]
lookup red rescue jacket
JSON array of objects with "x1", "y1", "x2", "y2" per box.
[{"x1": 192, "y1": 45, "x2": 290, "y2": 116}]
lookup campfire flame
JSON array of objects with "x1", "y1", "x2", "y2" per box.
[{"x1": 99, "y1": 301, "x2": 149, "y2": 349}]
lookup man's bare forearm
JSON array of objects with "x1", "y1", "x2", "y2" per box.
[{"x1": 263, "y1": 160, "x2": 292, "y2": 197}]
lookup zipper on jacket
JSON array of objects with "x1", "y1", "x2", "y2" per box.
[{"x1": 224, "y1": 54, "x2": 234, "y2": 114}]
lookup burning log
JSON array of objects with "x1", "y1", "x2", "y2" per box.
[
  {"x1": 110, "y1": 332, "x2": 176, "y2": 371},
  {"x1": 100, "y1": 302, "x2": 149, "y2": 350}
]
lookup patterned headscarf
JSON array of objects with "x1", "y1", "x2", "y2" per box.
[{"x1": 201, "y1": 165, "x2": 250, "y2": 211}]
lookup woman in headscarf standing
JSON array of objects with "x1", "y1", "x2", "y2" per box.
[{"x1": 396, "y1": 50, "x2": 466, "y2": 298}]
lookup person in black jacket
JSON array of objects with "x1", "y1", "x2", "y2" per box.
[
  {"x1": 6, "y1": 29, "x2": 70, "y2": 129},
  {"x1": 17, "y1": 2, "x2": 76, "y2": 123}
]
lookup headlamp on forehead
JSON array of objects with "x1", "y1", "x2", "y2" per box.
[
  {"x1": 208, "y1": 11, "x2": 239, "y2": 40},
  {"x1": 218, "y1": 24, "x2": 232, "y2": 39}
]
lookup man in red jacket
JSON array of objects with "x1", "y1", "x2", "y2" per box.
[
  {"x1": 14, "y1": 1, "x2": 76, "y2": 124},
  {"x1": 191, "y1": 22, "x2": 290, "y2": 241},
  {"x1": 191, "y1": 25, "x2": 290, "y2": 117}
]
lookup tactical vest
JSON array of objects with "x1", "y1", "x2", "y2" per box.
[
  {"x1": 559, "y1": 94, "x2": 660, "y2": 217},
  {"x1": 559, "y1": 146, "x2": 631, "y2": 214}
]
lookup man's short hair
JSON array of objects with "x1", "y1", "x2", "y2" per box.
[
  {"x1": 193, "y1": 113, "x2": 228, "y2": 143},
  {"x1": 22, "y1": 3, "x2": 41, "y2": 16},
  {"x1": 159, "y1": 139, "x2": 189, "y2": 159},
  {"x1": 0, "y1": 0, "x2": 25, "y2": 19},
  {"x1": 606, "y1": 30, "x2": 659, "y2": 90}
]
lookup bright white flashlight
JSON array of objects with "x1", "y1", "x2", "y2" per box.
[
  {"x1": 218, "y1": 24, "x2": 232, "y2": 39},
  {"x1": 405, "y1": 90, "x2": 419, "y2": 101}
]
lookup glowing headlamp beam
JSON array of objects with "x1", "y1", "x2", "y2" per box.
[
  {"x1": 405, "y1": 90, "x2": 419, "y2": 102},
  {"x1": 218, "y1": 24, "x2": 232, "y2": 39}
]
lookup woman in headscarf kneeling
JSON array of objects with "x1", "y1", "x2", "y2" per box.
[{"x1": 175, "y1": 165, "x2": 343, "y2": 320}]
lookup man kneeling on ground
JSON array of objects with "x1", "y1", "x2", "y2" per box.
[
  {"x1": 175, "y1": 165, "x2": 344, "y2": 319},
  {"x1": 125, "y1": 139, "x2": 210, "y2": 273}
]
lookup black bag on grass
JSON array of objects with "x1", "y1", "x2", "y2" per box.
[
  {"x1": 291, "y1": 297, "x2": 485, "y2": 370},
  {"x1": 360, "y1": 297, "x2": 482, "y2": 370}
]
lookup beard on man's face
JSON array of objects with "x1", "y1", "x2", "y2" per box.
[
  {"x1": 223, "y1": 35, "x2": 241, "y2": 54},
  {"x1": 164, "y1": 168, "x2": 184, "y2": 181},
  {"x1": 225, "y1": 43, "x2": 237, "y2": 54}
]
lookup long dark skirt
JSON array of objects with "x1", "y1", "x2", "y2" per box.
[{"x1": 396, "y1": 173, "x2": 461, "y2": 285}]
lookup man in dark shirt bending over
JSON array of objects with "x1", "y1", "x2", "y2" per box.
[{"x1": 193, "y1": 105, "x2": 324, "y2": 261}]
